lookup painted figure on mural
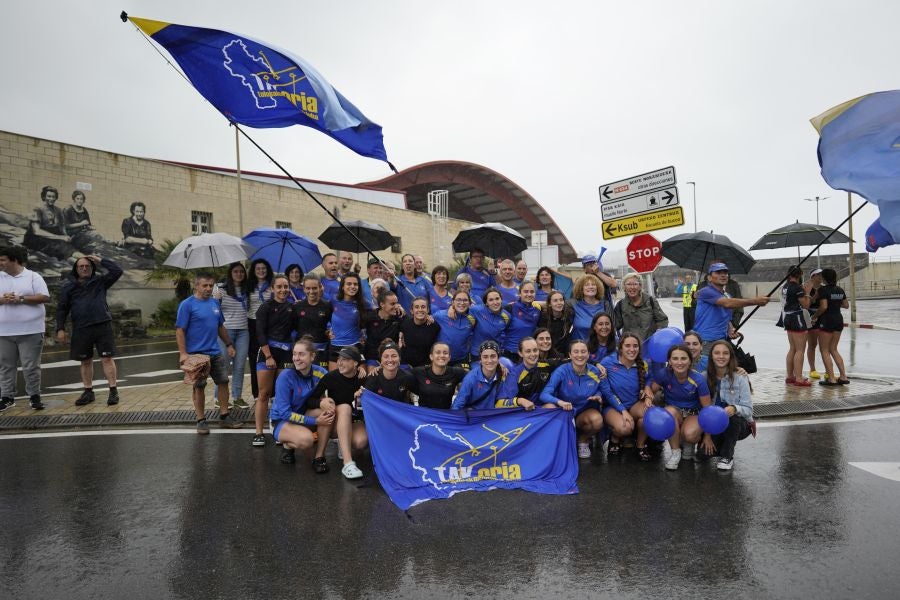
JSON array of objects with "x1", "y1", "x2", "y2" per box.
[{"x1": 120, "y1": 201, "x2": 156, "y2": 259}]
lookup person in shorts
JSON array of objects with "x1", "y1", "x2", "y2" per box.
[
  {"x1": 176, "y1": 272, "x2": 240, "y2": 434},
  {"x1": 55, "y1": 255, "x2": 123, "y2": 406}
]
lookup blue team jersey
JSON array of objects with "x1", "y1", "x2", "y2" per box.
[
  {"x1": 540, "y1": 362, "x2": 603, "y2": 413},
  {"x1": 433, "y1": 309, "x2": 477, "y2": 361},
  {"x1": 570, "y1": 300, "x2": 607, "y2": 342},
  {"x1": 598, "y1": 353, "x2": 646, "y2": 412},
  {"x1": 270, "y1": 365, "x2": 327, "y2": 425},
  {"x1": 502, "y1": 301, "x2": 542, "y2": 353},
  {"x1": 175, "y1": 296, "x2": 224, "y2": 355},
  {"x1": 535, "y1": 288, "x2": 551, "y2": 302},
  {"x1": 452, "y1": 367, "x2": 504, "y2": 410},
  {"x1": 360, "y1": 278, "x2": 376, "y2": 309},
  {"x1": 470, "y1": 304, "x2": 511, "y2": 350},
  {"x1": 321, "y1": 276, "x2": 341, "y2": 302},
  {"x1": 329, "y1": 299, "x2": 362, "y2": 346},
  {"x1": 429, "y1": 287, "x2": 452, "y2": 314},
  {"x1": 496, "y1": 284, "x2": 519, "y2": 305},
  {"x1": 693, "y1": 285, "x2": 731, "y2": 342},
  {"x1": 286, "y1": 286, "x2": 306, "y2": 304},
  {"x1": 651, "y1": 368, "x2": 710, "y2": 410},
  {"x1": 459, "y1": 266, "x2": 494, "y2": 298},
  {"x1": 395, "y1": 275, "x2": 432, "y2": 313},
  {"x1": 589, "y1": 343, "x2": 615, "y2": 365}
]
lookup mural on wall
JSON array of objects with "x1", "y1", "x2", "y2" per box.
[{"x1": 0, "y1": 185, "x2": 158, "y2": 278}]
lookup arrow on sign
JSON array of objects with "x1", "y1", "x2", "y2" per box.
[
  {"x1": 602, "y1": 186, "x2": 612, "y2": 201},
  {"x1": 663, "y1": 190, "x2": 675, "y2": 205}
]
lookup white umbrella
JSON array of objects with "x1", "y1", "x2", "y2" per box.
[{"x1": 163, "y1": 233, "x2": 256, "y2": 269}]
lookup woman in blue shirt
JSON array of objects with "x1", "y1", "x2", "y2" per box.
[
  {"x1": 644, "y1": 344, "x2": 711, "y2": 470},
  {"x1": 568, "y1": 274, "x2": 610, "y2": 341},
  {"x1": 328, "y1": 273, "x2": 367, "y2": 370},
  {"x1": 452, "y1": 341, "x2": 505, "y2": 410},
  {"x1": 587, "y1": 312, "x2": 616, "y2": 365},
  {"x1": 284, "y1": 264, "x2": 306, "y2": 304},
  {"x1": 470, "y1": 288, "x2": 511, "y2": 353},
  {"x1": 428, "y1": 265, "x2": 452, "y2": 314},
  {"x1": 540, "y1": 340, "x2": 605, "y2": 459},
  {"x1": 394, "y1": 254, "x2": 433, "y2": 313},
  {"x1": 433, "y1": 290, "x2": 477, "y2": 367},
  {"x1": 598, "y1": 333, "x2": 648, "y2": 457},
  {"x1": 270, "y1": 337, "x2": 333, "y2": 465},
  {"x1": 501, "y1": 281, "x2": 542, "y2": 362},
  {"x1": 534, "y1": 266, "x2": 556, "y2": 303},
  {"x1": 683, "y1": 330, "x2": 708, "y2": 373}
]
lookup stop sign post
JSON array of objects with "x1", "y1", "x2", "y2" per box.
[{"x1": 627, "y1": 234, "x2": 662, "y2": 274}]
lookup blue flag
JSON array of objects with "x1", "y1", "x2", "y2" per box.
[
  {"x1": 129, "y1": 16, "x2": 389, "y2": 163},
  {"x1": 361, "y1": 390, "x2": 579, "y2": 510}
]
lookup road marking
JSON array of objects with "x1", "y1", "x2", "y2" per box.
[
  {"x1": 849, "y1": 462, "x2": 900, "y2": 482},
  {"x1": 129, "y1": 370, "x2": 184, "y2": 378},
  {"x1": 49, "y1": 379, "x2": 127, "y2": 390},
  {"x1": 40, "y1": 350, "x2": 178, "y2": 369},
  {"x1": 757, "y1": 409, "x2": 900, "y2": 428}
]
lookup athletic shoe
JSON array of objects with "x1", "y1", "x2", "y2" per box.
[
  {"x1": 29, "y1": 395, "x2": 44, "y2": 410},
  {"x1": 577, "y1": 442, "x2": 592, "y2": 459},
  {"x1": 809, "y1": 370, "x2": 822, "y2": 379},
  {"x1": 637, "y1": 446, "x2": 653, "y2": 462},
  {"x1": 717, "y1": 457, "x2": 734, "y2": 471},
  {"x1": 279, "y1": 448, "x2": 296, "y2": 464},
  {"x1": 341, "y1": 461, "x2": 364, "y2": 480},
  {"x1": 665, "y1": 448, "x2": 682, "y2": 470},
  {"x1": 0, "y1": 397, "x2": 13, "y2": 412},
  {"x1": 312, "y1": 456, "x2": 329, "y2": 474},
  {"x1": 607, "y1": 441, "x2": 622, "y2": 456},
  {"x1": 75, "y1": 390, "x2": 95, "y2": 406},
  {"x1": 219, "y1": 412, "x2": 242, "y2": 429},
  {"x1": 681, "y1": 443, "x2": 695, "y2": 461},
  {"x1": 251, "y1": 434, "x2": 266, "y2": 447},
  {"x1": 196, "y1": 419, "x2": 210, "y2": 435},
  {"x1": 233, "y1": 398, "x2": 249, "y2": 409},
  {"x1": 106, "y1": 389, "x2": 119, "y2": 406},
  {"x1": 790, "y1": 379, "x2": 812, "y2": 387}
]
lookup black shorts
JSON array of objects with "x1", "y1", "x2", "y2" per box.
[
  {"x1": 783, "y1": 311, "x2": 810, "y2": 332},
  {"x1": 70, "y1": 322, "x2": 116, "y2": 361},
  {"x1": 818, "y1": 316, "x2": 844, "y2": 332},
  {"x1": 256, "y1": 346, "x2": 292, "y2": 371}
]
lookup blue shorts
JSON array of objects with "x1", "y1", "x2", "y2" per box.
[{"x1": 273, "y1": 419, "x2": 314, "y2": 442}]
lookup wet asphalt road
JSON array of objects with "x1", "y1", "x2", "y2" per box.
[{"x1": 1, "y1": 412, "x2": 899, "y2": 599}]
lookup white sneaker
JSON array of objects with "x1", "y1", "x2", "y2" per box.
[
  {"x1": 665, "y1": 448, "x2": 682, "y2": 470},
  {"x1": 662, "y1": 443, "x2": 673, "y2": 462},
  {"x1": 341, "y1": 461, "x2": 364, "y2": 480},
  {"x1": 577, "y1": 442, "x2": 591, "y2": 459},
  {"x1": 681, "y1": 443, "x2": 695, "y2": 461},
  {"x1": 717, "y1": 457, "x2": 734, "y2": 471}
]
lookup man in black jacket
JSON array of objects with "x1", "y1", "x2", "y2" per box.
[{"x1": 56, "y1": 255, "x2": 123, "y2": 406}]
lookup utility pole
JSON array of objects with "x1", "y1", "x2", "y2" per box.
[{"x1": 804, "y1": 196, "x2": 829, "y2": 267}]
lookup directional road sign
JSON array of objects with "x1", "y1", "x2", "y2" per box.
[
  {"x1": 599, "y1": 166, "x2": 676, "y2": 204},
  {"x1": 602, "y1": 206, "x2": 685, "y2": 240},
  {"x1": 601, "y1": 186, "x2": 679, "y2": 221}
]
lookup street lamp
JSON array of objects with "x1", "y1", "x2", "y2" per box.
[
  {"x1": 686, "y1": 181, "x2": 697, "y2": 232},
  {"x1": 804, "y1": 195, "x2": 829, "y2": 267}
]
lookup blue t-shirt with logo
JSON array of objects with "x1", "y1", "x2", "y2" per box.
[
  {"x1": 176, "y1": 295, "x2": 225, "y2": 355},
  {"x1": 650, "y1": 368, "x2": 710, "y2": 410},
  {"x1": 693, "y1": 285, "x2": 731, "y2": 341}
]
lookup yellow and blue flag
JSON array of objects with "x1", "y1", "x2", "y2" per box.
[
  {"x1": 812, "y1": 90, "x2": 900, "y2": 251},
  {"x1": 362, "y1": 390, "x2": 579, "y2": 510},
  {"x1": 128, "y1": 16, "x2": 389, "y2": 163}
]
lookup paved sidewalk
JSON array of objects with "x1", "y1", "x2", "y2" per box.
[{"x1": 1, "y1": 368, "x2": 899, "y2": 433}]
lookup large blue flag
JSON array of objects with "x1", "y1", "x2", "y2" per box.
[
  {"x1": 361, "y1": 390, "x2": 579, "y2": 510},
  {"x1": 812, "y1": 90, "x2": 900, "y2": 251},
  {"x1": 129, "y1": 16, "x2": 389, "y2": 163}
]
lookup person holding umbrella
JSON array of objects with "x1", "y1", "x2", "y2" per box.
[
  {"x1": 284, "y1": 264, "x2": 306, "y2": 304},
  {"x1": 781, "y1": 265, "x2": 812, "y2": 387},
  {"x1": 694, "y1": 262, "x2": 770, "y2": 353},
  {"x1": 457, "y1": 248, "x2": 495, "y2": 299}
]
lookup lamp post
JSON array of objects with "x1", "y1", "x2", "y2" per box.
[
  {"x1": 686, "y1": 181, "x2": 697, "y2": 232},
  {"x1": 804, "y1": 195, "x2": 829, "y2": 267}
]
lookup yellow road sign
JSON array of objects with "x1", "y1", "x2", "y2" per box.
[{"x1": 602, "y1": 206, "x2": 684, "y2": 240}]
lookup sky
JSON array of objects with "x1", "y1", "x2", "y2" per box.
[{"x1": 2, "y1": 0, "x2": 898, "y2": 265}]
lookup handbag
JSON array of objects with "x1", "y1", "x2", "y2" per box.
[{"x1": 731, "y1": 333, "x2": 757, "y2": 374}]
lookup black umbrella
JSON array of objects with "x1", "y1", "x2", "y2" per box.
[
  {"x1": 452, "y1": 222, "x2": 527, "y2": 258},
  {"x1": 661, "y1": 231, "x2": 756, "y2": 275},
  {"x1": 318, "y1": 220, "x2": 395, "y2": 253},
  {"x1": 749, "y1": 221, "x2": 852, "y2": 260}
]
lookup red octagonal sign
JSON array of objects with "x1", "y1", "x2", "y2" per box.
[{"x1": 626, "y1": 234, "x2": 662, "y2": 273}]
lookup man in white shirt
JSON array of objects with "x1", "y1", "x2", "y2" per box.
[{"x1": 0, "y1": 246, "x2": 51, "y2": 411}]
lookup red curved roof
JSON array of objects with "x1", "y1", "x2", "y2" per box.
[{"x1": 361, "y1": 161, "x2": 577, "y2": 263}]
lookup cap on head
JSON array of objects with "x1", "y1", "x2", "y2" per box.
[
  {"x1": 337, "y1": 346, "x2": 362, "y2": 363},
  {"x1": 581, "y1": 254, "x2": 598, "y2": 265},
  {"x1": 367, "y1": 257, "x2": 381, "y2": 267},
  {"x1": 708, "y1": 262, "x2": 729, "y2": 273},
  {"x1": 810, "y1": 268, "x2": 823, "y2": 277}
]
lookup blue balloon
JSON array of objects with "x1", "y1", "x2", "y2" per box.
[
  {"x1": 699, "y1": 405, "x2": 730, "y2": 435},
  {"x1": 643, "y1": 406, "x2": 676, "y2": 441},
  {"x1": 645, "y1": 327, "x2": 684, "y2": 363}
]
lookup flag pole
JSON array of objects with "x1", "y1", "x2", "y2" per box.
[
  {"x1": 847, "y1": 192, "x2": 857, "y2": 323},
  {"x1": 235, "y1": 125, "x2": 244, "y2": 236}
]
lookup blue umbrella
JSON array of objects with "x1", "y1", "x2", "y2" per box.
[{"x1": 242, "y1": 227, "x2": 322, "y2": 273}]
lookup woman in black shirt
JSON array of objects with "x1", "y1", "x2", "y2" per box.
[
  {"x1": 410, "y1": 342, "x2": 468, "y2": 410},
  {"x1": 398, "y1": 296, "x2": 440, "y2": 367},
  {"x1": 361, "y1": 290, "x2": 404, "y2": 374},
  {"x1": 361, "y1": 339, "x2": 416, "y2": 404},
  {"x1": 812, "y1": 268, "x2": 850, "y2": 386}
]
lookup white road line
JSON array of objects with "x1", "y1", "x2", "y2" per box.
[
  {"x1": 757, "y1": 408, "x2": 900, "y2": 428},
  {"x1": 129, "y1": 370, "x2": 184, "y2": 378},
  {"x1": 49, "y1": 379, "x2": 127, "y2": 390},
  {"x1": 849, "y1": 462, "x2": 900, "y2": 482},
  {"x1": 40, "y1": 350, "x2": 178, "y2": 369}
]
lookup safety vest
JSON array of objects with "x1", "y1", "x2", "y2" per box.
[{"x1": 682, "y1": 283, "x2": 697, "y2": 307}]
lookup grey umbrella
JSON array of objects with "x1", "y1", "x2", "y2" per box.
[
  {"x1": 660, "y1": 231, "x2": 756, "y2": 275},
  {"x1": 318, "y1": 220, "x2": 395, "y2": 253},
  {"x1": 163, "y1": 233, "x2": 256, "y2": 269},
  {"x1": 749, "y1": 221, "x2": 852, "y2": 260},
  {"x1": 452, "y1": 222, "x2": 527, "y2": 258}
]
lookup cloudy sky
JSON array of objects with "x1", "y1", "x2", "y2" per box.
[{"x1": 3, "y1": 1, "x2": 897, "y2": 263}]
